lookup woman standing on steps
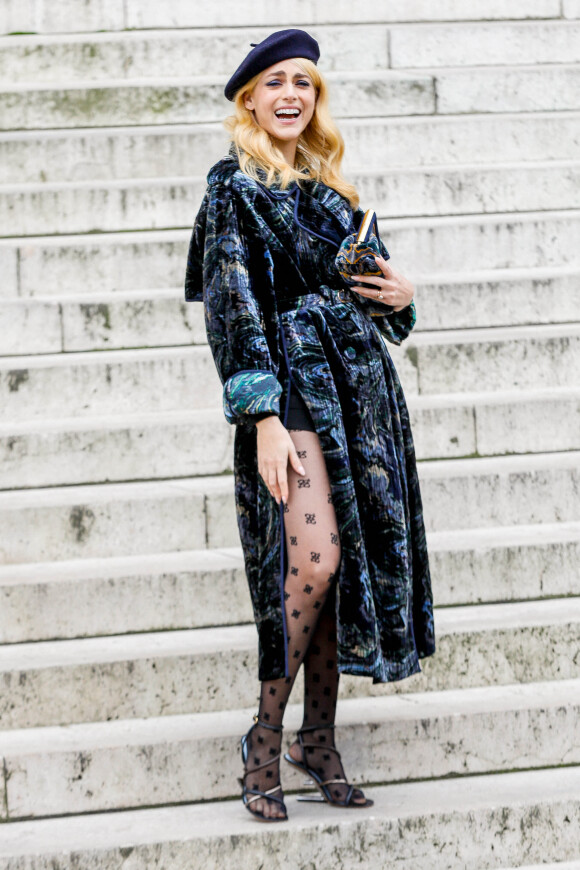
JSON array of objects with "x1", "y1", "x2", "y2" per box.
[{"x1": 185, "y1": 29, "x2": 435, "y2": 821}]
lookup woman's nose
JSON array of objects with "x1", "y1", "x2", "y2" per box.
[{"x1": 281, "y1": 82, "x2": 299, "y2": 99}]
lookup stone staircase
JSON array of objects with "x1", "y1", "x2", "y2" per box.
[{"x1": 1, "y1": 1, "x2": 580, "y2": 867}]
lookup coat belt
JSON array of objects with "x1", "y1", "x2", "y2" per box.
[{"x1": 276, "y1": 285, "x2": 352, "y2": 314}]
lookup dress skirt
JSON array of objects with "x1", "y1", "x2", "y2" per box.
[{"x1": 284, "y1": 381, "x2": 316, "y2": 432}]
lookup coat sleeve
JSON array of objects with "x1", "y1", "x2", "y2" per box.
[
  {"x1": 348, "y1": 207, "x2": 416, "y2": 346},
  {"x1": 185, "y1": 179, "x2": 282, "y2": 425}
]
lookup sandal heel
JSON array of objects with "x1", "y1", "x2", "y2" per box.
[{"x1": 284, "y1": 723, "x2": 373, "y2": 809}]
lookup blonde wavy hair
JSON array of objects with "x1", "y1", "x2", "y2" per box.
[{"x1": 223, "y1": 57, "x2": 359, "y2": 210}]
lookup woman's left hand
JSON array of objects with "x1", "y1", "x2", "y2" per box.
[{"x1": 350, "y1": 256, "x2": 414, "y2": 312}]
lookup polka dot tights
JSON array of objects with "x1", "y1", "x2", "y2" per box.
[{"x1": 244, "y1": 429, "x2": 364, "y2": 818}]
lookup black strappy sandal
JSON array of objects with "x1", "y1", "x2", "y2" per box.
[
  {"x1": 283, "y1": 723, "x2": 374, "y2": 808},
  {"x1": 239, "y1": 715, "x2": 288, "y2": 822}
]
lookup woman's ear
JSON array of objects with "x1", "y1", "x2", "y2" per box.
[{"x1": 244, "y1": 93, "x2": 255, "y2": 111}]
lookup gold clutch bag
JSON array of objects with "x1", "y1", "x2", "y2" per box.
[{"x1": 334, "y1": 209, "x2": 390, "y2": 286}]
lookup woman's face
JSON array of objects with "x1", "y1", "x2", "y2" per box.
[{"x1": 244, "y1": 59, "x2": 317, "y2": 147}]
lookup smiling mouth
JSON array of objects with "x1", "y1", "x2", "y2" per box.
[{"x1": 274, "y1": 108, "x2": 302, "y2": 120}]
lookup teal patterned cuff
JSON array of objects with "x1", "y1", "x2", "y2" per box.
[{"x1": 223, "y1": 370, "x2": 282, "y2": 425}]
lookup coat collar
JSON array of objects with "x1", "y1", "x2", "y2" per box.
[{"x1": 224, "y1": 143, "x2": 354, "y2": 244}]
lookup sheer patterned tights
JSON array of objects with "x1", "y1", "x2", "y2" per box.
[{"x1": 244, "y1": 430, "x2": 366, "y2": 818}]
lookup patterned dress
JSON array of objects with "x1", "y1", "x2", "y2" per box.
[{"x1": 185, "y1": 145, "x2": 436, "y2": 684}]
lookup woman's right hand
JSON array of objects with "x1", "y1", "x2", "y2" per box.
[{"x1": 256, "y1": 415, "x2": 306, "y2": 504}]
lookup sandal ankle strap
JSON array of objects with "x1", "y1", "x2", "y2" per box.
[
  {"x1": 253, "y1": 714, "x2": 283, "y2": 733},
  {"x1": 298, "y1": 723, "x2": 335, "y2": 734}
]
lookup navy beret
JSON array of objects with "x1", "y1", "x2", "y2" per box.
[{"x1": 224, "y1": 28, "x2": 320, "y2": 102}]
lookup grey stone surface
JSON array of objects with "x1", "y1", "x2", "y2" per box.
[
  {"x1": 414, "y1": 266, "x2": 580, "y2": 331},
  {"x1": 417, "y1": 451, "x2": 580, "y2": 532},
  {"x1": 436, "y1": 64, "x2": 580, "y2": 114},
  {"x1": 127, "y1": 0, "x2": 563, "y2": 30},
  {"x1": 0, "y1": 478, "x2": 209, "y2": 564},
  {"x1": 0, "y1": 548, "x2": 249, "y2": 643},
  {"x1": 3, "y1": 160, "x2": 580, "y2": 238},
  {"x1": 0, "y1": 298, "x2": 61, "y2": 356},
  {"x1": 1, "y1": 680, "x2": 578, "y2": 816},
  {"x1": 0, "y1": 71, "x2": 435, "y2": 132},
  {"x1": 0, "y1": 388, "x2": 578, "y2": 489},
  {"x1": 1, "y1": 327, "x2": 578, "y2": 424},
  {"x1": 0, "y1": 291, "x2": 205, "y2": 355},
  {"x1": 2, "y1": 64, "x2": 580, "y2": 132},
  {"x1": 0, "y1": 410, "x2": 236, "y2": 488},
  {"x1": 0, "y1": 0, "x2": 562, "y2": 35},
  {"x1": 0, "y1": 26, "x2": 391, "y2": 83},
  {"x1": 0, "y1": 767, "x2": 578, "y2": 869},
  {"x1": 498, "y1": 864, "x2": 580, "y2": 870},
  {"x1": 3, "y1": 211, "x2": 580, "y2": 299},
  {"x1": 1, "y1": 523, "x2": 578, "y2": 643},
  {"x1": 3, "y1": 20, "x2": 580, "y2": 86},
  {"x1": 564, "y1": 0, "x2": 580, "y2": 16},
  {"x1": 430, "y1": 522, "x2": 580, "y2": 605},
  {"x1": 2, "y1": 267, "x2": 578, "y2": 356},
  {"x1": 3, "y1": 113, "x2": 580, "y2": 185},
  {"x1": 0, "y1": 598, "x2": 578, "y2": 728},
  {"x1": 0, "y1": 0, "x2": 124, "y2": 36},
  {"x1": 0, "y1": 453, "x2": 578, "y2": 563},
  {"x1": 0, "y1": 452, "x2": 578, "y2": 562},
  {"x1": 1, "y1": 229, "x2": 191, "y2": 297},
  {"x1": 0, "y1": 346, "x2": 223, "y2": 420},
  {"x1": 389, "y1": 20, "x2": 580, "y2": 67},
  {"x1": 59, "y1": 289, "x2": 208, "y2": 350},
  {"x1": 405, "y1": 324, "x2": 580, "y2": 395}
]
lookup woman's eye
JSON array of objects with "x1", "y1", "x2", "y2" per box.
[
  {"x1": 266, "y1": 80, "x2": 281, "y2": 86},
  {"x1": 297, "y1": 81, "x2": 310, "y2": 87}
]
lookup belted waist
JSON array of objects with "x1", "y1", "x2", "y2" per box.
[{"x1": 276, "y1": 285, "x2": 352, "y2": 314}]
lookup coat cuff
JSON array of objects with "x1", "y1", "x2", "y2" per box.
[
  {"x1": 368, "y1": 300, "x2": 417, "y2": 345},
  {"x1": 223, "y1": 370, "x2": 282, "y2": 425}
]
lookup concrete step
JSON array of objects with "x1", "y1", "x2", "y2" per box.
[
  {"x1": 413, "y1": 266, "x2": 580, "y2": 332},
  {"x1": 425, "y1": 62, "x2": 580, "y2": 114},
  {"x1": 0, "y1": 25, "x2": 391, "y2": 84},
  {"x1": 0, "y1": 70, "x2": 435, "y2": 132},
  {"x1": 0, "y1": 387, "x2": 578, "y2": 490},
  {"x1": 0, "y1": 0, "x2": 566, "y2": 36},
  {"x1": 0, "y1": 289, "x2": 207, "y2": 356},
  {"x1": 4, "y1": 210, "x2": 580, "y2": 297},
  {"x1": 3, "y1": 112, "x2": 580, "y2": 184},
  {"x1": 395, "y1": 323, "x2": 580, "y2": 396},
  {"x1": 2, "y1": 324, "x2": 579, "y2": 422},
  {"x1": 3, "y1": 64, "x2": 580, "y2": 132},
  {"x1": 389, "y1": 19, "x2": 580, "y2": 67},
  {"x1": 0, "y1": 477, "x2": 217, "y2": 563},
  {"x1": 498, "y1": 865, "x2": 580, "y2": 870},
  {"x1": 0, "y1": 547, "x2": 249, "y2": 643},
  {"x1": 4, "y1": 159, "x2": 580, "y2": 237},
  {"x1": 2, "y1": 268, "x2": 578, "y2": 355},
  {"x1": 0, "y1": 453, "x2": 578, "y2": 563},
  {"x1": 1, "y1": 521, "x2": 579, "y2": 642},
  {"x1": 0, "y1": 596, "x2": 578, "y2": 728},
  {"x1": 2, "y1": 21, "x2": 579, "y2": 86},
  {"x1": 0, "y1": 346, "x2": 224, "y2": 421},
  {"x1": 1, "y1": 679, "x2": 578, "y2": 817},
  {"x1": 0, "y1": 765, "x2": 578, "y2": 869},
  {"x1": 0, "y1": 410, "x2": 236, "y2": 488}
]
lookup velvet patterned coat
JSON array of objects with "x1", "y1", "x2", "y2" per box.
[{"x1": 185, "y1": 146, "x2": 436, "y2": 683}]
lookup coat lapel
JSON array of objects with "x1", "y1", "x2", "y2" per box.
[{"x1": 304, "y1": 180, "x2": 355, "y2": 241}]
